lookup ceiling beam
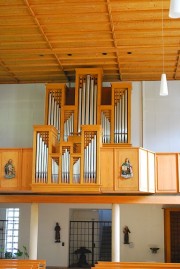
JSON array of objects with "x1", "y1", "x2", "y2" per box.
[
  {"x1": 23, "y1": 0, "x2": 68, "y2": 80},
  {"x1": 106, "y1": 0, "x2": 122, "y2": 81}
]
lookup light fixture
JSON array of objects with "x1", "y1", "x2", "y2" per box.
[
  {"x1": 160, "y1": 74, "x2": 168, "y2": 96},
  {"x1": 169, "y1": 0, "x2": 180, "y2": 18},
  {"x1": 160, "y1": 0, "x2": 168, "y2": 96},
  {"x1": 150, "y1": 247, "x2": 160, "y2": 254}
]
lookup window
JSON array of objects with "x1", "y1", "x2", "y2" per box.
[{"x1": 5, "y1": 208, "x2": 19, "y2": 254}]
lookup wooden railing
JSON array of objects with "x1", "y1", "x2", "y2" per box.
[
  {"x1": 0, "y1": 259, "x2": 46, "y2": 269},
  {"x1": 93, "y1": 261, "x2": 180, "y2": 269}
]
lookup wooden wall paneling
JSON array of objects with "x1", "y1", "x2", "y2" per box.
[
  {"x1": 178, "y1": 154, "x2": 180, "y2": 193},
  {"x1": 114, "y1": 148, "x2": 139, "y2": 192},
  {"x1": 156, "y1": 153, "x2": 178, "y2": 193},
  {"x1": 139, "y1": 148, "x2": 148, "y2": 192},
  {"x1": 0, "y1": 153, "x2": 1, "y2": 188},
  {"x1": 0, "y1": 149, "x2": 21, "y2": 190},
  {"x1": 100, "y1": 147, "x2": 114, "y2": 192},
  {"x1": 148, "y1": 151, "x2": 155, "y2": 193},
  {"x1": 21, "y1": 148, "x2": 33, "y2": 190}
]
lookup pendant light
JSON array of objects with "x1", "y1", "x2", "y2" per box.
[
  {"x1": 160, "y1": 0, "x2": 168, "y2": 96},
  {"x1": 169, "y1": 0, "x2": 180, "y2": 18}
]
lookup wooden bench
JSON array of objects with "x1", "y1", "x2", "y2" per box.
[
  {"x1": 93, "y1": 261, "x2": 180, "y2": 269},
  {"x1": 0, "y1": 259, "x2": 46, "y2": 269}
]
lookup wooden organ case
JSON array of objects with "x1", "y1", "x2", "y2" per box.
[{"x1": 32, "y1": 68, "x2": 155, "y2": 194}]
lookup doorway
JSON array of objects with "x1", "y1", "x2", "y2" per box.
[
  {"x1": 164, "y1": 208, "x2": 180, "y2": 262},
  {"x1": 69, "y1": 209, "x2": 111, "y2": 267}
]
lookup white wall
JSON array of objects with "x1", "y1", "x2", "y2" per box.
[
  {"x1": 0, "y1": 203, "x2": 165, "y2": 265},
  {"x1": 0, "y1": 84, "x2": 45, "y2": 147},
  {"x1": 120, "y1": 204, "x2": 164, "y2": 262},
  {"x1": 131, "y1": 82, "x2": 142, "y2": 147},
  {"x1": 143, "y1": 80, "x2": 180, "y2": 152}
]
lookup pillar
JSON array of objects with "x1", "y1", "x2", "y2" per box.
[
  {"x1": 29, "y1": 203, "x2": 39, "y2": 259},
  {"x1": 112, "y1": 204, "x2": 120, "y2": 261}
]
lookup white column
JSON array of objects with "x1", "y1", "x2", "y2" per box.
[
  {"x1": 29, "y1": 203, "x2": 39, "y2": 260},
  {"x1": 112, "y1": 204, "x2": 120, "y2": 261}
]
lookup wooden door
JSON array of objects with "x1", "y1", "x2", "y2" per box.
[{"x1": 164, "y1": 208, "x2": 180, "y2": 262}]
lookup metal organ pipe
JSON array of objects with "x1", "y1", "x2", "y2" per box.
[
  {"x1": 89, "y1": 77, "x2": 94, "y2": 125},
  {"x1": 114, "y1": 89, "x2": 128, "y2": 143},
  {"x1": 78, "y1": 75, "x2": 97, "y2": 127},
  {"x1": 124, "y1": 89, "x2": 128, "y2": 142},
  {"x1": 77, "y1": 75, "x2": 98, "y2": 183},
  {"x1": 52, "y1": 159, "x2": 59, "y2": 183},
  {"x1": 93, "y1": 84, "x2": 97, "y2": 124},
  {"x1": 84, "y1": 134, "x2": 96, "y2": 183},
  {"x1": 121, "y1": 94, "x2": 124, "y2": 142},
  {"x1": 48, "y1": 91, "x2": 61, "y2": 139},
  {"x1": 101, "y1": 112, "x2": 110, "y2": 143},
  {"x1": 64, "y1": 113, "x2": 74, "y2": 142},
  {"x1": 78, "y1": 86, "x2": 82, "y2": 133},
  {"x1": 73, "y1": 158, "x2": 80, "y2": 183},
  {"x1": 85, "y1": 75, "x2": 90, "y2": 124},
  {"x1": 62, "y1": 149, "x2": 70, "y2": 183},
  {"x1": 35, "y1": 133, "x2": 48, "y2": 183}
]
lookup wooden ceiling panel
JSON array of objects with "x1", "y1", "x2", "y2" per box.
[{"x1": 0, "y1": 0, "x2": 180, "y2": 83}]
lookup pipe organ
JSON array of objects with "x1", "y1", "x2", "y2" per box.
[
  {"x1": 35, "y1": 132, "x2": 48, "y2": 183},
  {"x1": 45, "y1": 84, "x2": 64, "y2": 141},
  {"x1": 78, "y1": 74, "x2": 97, "y2": 130},
  {"x1": 113, "y1": 85, "x2": 128, "y2": 143},
  {"x1": 32, "y1": 68, "x2": 132, "y2": 193}
]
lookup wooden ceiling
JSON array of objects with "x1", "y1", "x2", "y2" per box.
[{"x1": 0, "y1": 0, "x2": 180, "y2": 84}]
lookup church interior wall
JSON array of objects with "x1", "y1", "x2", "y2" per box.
[{"x1": 0, "y1": 80, "x2": 179, "y2": 265}]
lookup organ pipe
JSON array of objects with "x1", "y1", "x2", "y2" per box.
[
  {"x1": 52, "y1": 159, "x2": 59, "y2": 183},
  {"x1": 73, "y1": 158, "x2": 80, "y2": 183},
  {"x1": 84, "y1": 134, "x2": 96, "y2": 183},
  {"x1": 64, "y1": 113, "x2": 74, "y2": 142},
  {"x1": 114, "y1": 89, "x2": 128, "y2": 143},
  {"x1": 48, "y1": 91, "x2": 61, "y2": 140},
  {"x1": 62, "y1": 149, "x2": 70, "y2": 183},
  {"x1": 35, "y1": 133, "x2": 48, "y2": 183},
  {"x1": 101, "y1": 112, "x2": 110, "y2": 143},
  {"x1": 78, "y1": 75, "x2": 97, "y2": 127}
]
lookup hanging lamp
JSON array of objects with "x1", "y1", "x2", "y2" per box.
[
  {"x1": 169, "y1": 0, "x2": 180, "y2": 18},
  {"x1": 160, "y1": 0, "x2": 168, "y2": 96}
]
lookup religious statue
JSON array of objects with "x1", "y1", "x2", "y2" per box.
[
  {"x1": 55, "y1": 222, "x2": 61, "y2": 243},
  {"x1": 121, "y1": 158, "x2": 133, "y2": 179},
  {"x1": 123, "y1": 226, "x2": 131, "y2": 244},
  {"x1": 4, "y1": 159, "x2": 15, "y2": 179}
]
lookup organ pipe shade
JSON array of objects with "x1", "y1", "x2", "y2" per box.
[
  {"x1": 160, "y1": 74, "x2": 168, "y2": 96},
  {"x1": 169, "y1": 0, "x2": 180, "y2": 18}
]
